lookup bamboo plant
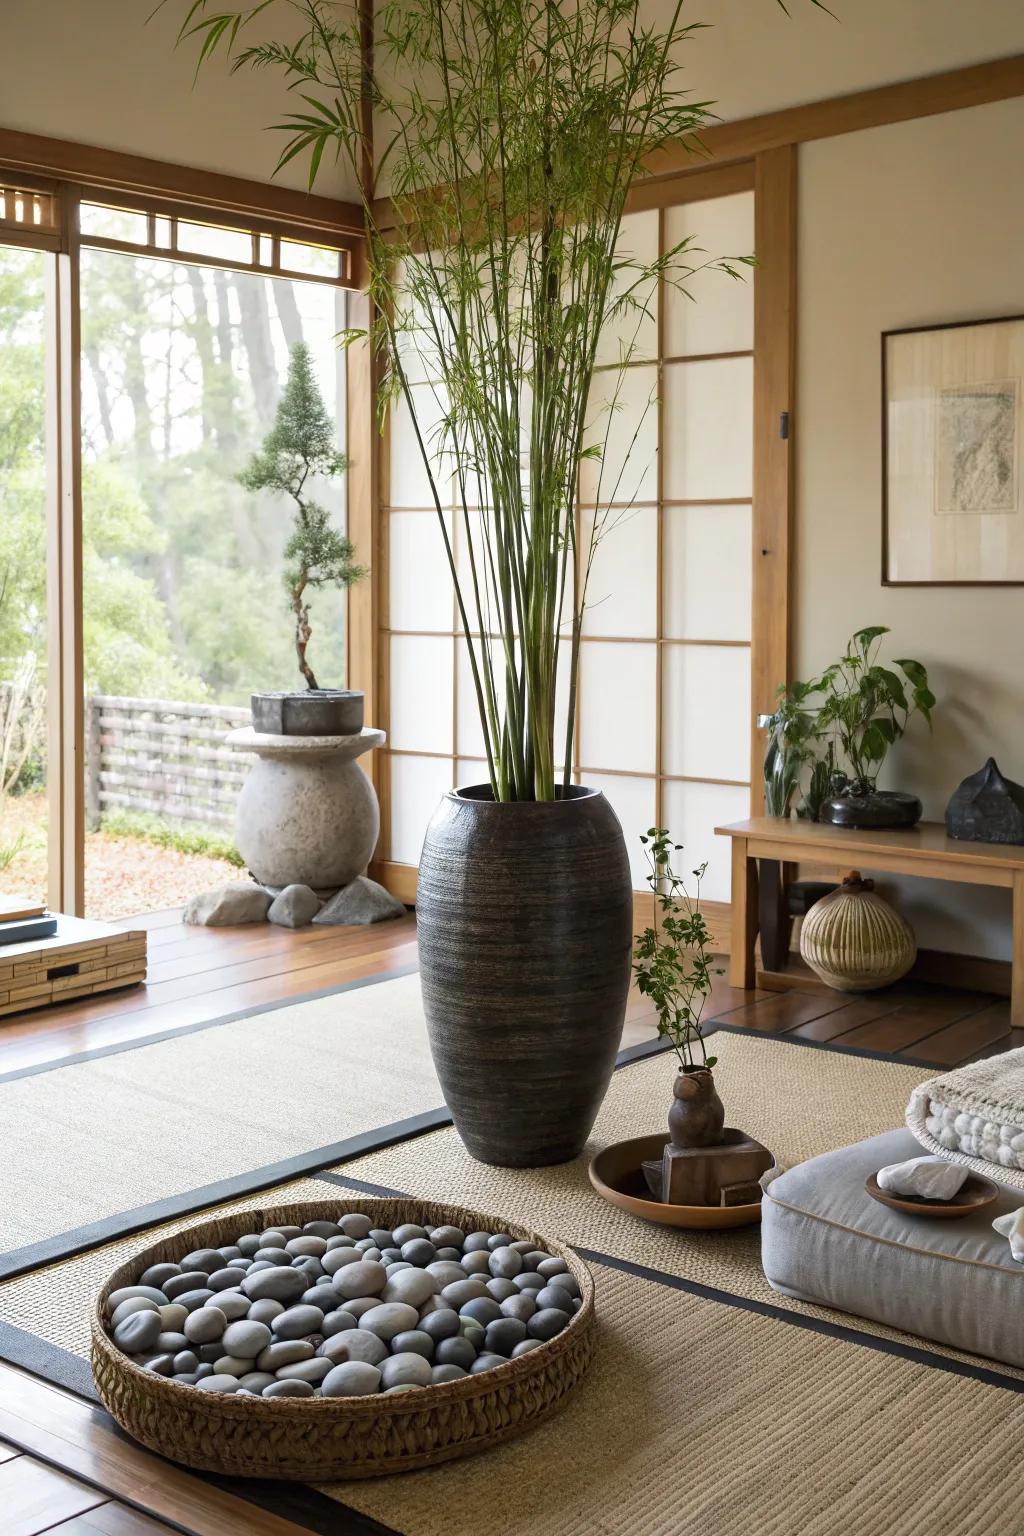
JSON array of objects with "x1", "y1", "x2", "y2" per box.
[{"x1": 171, "y1": 0, "x2": 812, "y2": 800}]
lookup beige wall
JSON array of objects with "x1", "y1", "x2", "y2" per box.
[{"x1": 796, "y1": 96, "x2": 1024, "y2": 960}]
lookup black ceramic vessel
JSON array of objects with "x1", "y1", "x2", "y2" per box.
[
  {"x1": 251, "y1": 689, "x2": 364, "y2": 737},
  {"x1": 821, "y1": 788, "x2": 922, "y2": 830},
  {"x1": 416, "y1": 785, "x2": 633, "y2": 1167}
]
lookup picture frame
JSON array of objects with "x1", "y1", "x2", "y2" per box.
[{"x1": 882, "y1": 313, "x2": 1024, "y2": 586}]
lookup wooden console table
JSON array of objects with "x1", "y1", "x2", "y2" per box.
[{"x1": 715, "y1": 818, "x2": 1024, "y2": 1027}]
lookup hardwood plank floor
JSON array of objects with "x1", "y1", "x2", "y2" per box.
[{"x1": 0, "y1": 904, "x2": 1009, "y2": 1533}]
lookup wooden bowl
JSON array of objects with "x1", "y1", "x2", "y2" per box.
[
  {"x1": 865, "y1": 1171, "x2": 1000, "y2": 1219},
  {"x1": 589, "y1": 1132, "x2": 767, "y2": 1230},
  {"x1": 91, "y1": 1198, "x2": 595, "y2": 1481}
]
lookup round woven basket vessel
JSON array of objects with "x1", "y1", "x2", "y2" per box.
[
  {"x1": 91, "y1": 1197, "x2": 595, "y2": 1481},
  {"x1": 799, "y1": 871, "x2": 916, "y2": 992}
]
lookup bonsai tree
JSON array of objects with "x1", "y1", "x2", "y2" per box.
[
  {"x1": 633, "y1": 829, "x2": 722, "y2": 1075},
  {"x1": 239, "y1": 342, "x2": 366, "y2": 691}
]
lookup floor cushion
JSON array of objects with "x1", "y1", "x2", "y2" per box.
[{"x1": 761, "y1": 1127, "x2": 1024, "y2": 1368}]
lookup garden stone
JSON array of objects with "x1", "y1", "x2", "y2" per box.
[
  {"x1": 214, "y1": 1355, "x2": 258, "y2": 1378},
  {"x1": 320, "y1": 1328, "x2": 388, "y2": 1367},
  {"x1": 487, "y1": 1234, "x2": 513, "y2": 1252},
  {"x1": 381, "y1": 1269, "x2": 438, "y2": 1309},
  {"x1": 183, "y1": 882, "x2": 271, "y2": 927},
  {"x1": 218, "y1": 1246, "x2": 243, "y2": 1261},
  {"x1": 286, "y1": 1235, "x2": 327, "y2": 1258},
  {"x1": 512, "y1": 1338, "x2": 544, "y2": 1357},
  {"x1": 510, "y1": 1241, "x2": 536, "y2": 1256},
  {"x1": 460, "y1": 1297, "x2": 502, "y2": 1327},
  {"x1": 164, "y1": 1272, "x2": 211, "y2": 1300},
  {"x1": 322, "y1": 1309, "x2": 359, "y2": 1337},
  {"x1": 209, "y1": 1269, "x2": 244, "y2": 1293},
  {"x1": 276, "y1": 1358, "x2": 332, "y2": 1384},
  {"x1": 195, "y1": 1363, "x2": 214, "y2": 1379},
  {"x1": 222, "y1": 1319, "x2": 272, "y2": 1358},
  {"x1": 522, "y1": 1251, "x2": 549, "y2": 1271},
  {"x1": 325, "y1": 1234, "x2": 357, "y2": 1250},
  {"x1": 547, "y1": 1272, "x2": 581, "y2": 1298},
  {"x1": 435, "y1": 1337, "x2": 477, "y2": 1370},
  {"x1": 180, "y1": 1248, "x2": 225, "y2": 1275},
  {"x1": 113, "y1": 1312, "x2": 161, "y2": 1354},
  {"x1": 198, "y1": 1343, "x2": 224, "y2": 1363},
  {"x1": 514, "y1": 1273, "x2": 545, "y2": 1292},
  {"x1": 254, "y1": 1248, "x2": 290, "y2": 1266},
  {"x1": 429, "y1": 1227, "x2": 465, "y2": 1250},
  {"x1": 359, "y1": 1303, "x2": 419, "y2": 1342},
  {"x1": 537, "y1": 1256, "x2": 569, "y2": 1278},
  {"x1": 485, "y1": 1318, "x2": 527, "y2": 1354},
  {"x1": 333, "y1": 1261, "x2": 388, "y2": 1301},
  {"x1": 111, "y1": 1297, "x2": 160, "y2": 1328},
  {"x1": 305, "y1": 1220, "x2": 343, "y2": 1239},
  {"x1": 432, "y1": 1364, "x2": 468, "y2": 1383},
  {"x1": 196, "y1": 1374, "x2": 242, "y2": 1393},
  {"x1": 488, "y1": 1246, "x2": 523, "y2": 1279},
  {"x1": 156, "y1": 1332, "x2": 188, "y2": 1354},
  {"x1": 462, "y1": 1232, "x2": 491, "y2": 1252},
  {"x1": 108, "y1": 1286, "x2": 169, "y2": 1312},
  {"x1": 535, "y1": 1285, "x2": 575, "y2": 1312},
  {"x1": 369, "y1": 1229, "x2": 395, "y2": 1248},
  {"x1": 400, "y1": 1238, "x2": 437, "y2": 1267},
  {"x1": 242, "y1": 1266, "x2": 306, "y2": 1303},
  {"x1": 183, "y1": 1308, "x2": 227, "y2": 1346},
  {"x1": 237, "y1": 1235, "x2": 262, "y2": 1256},
  {"x1": 173, "y1": 1350, "x2": 199, "y2": 1375},
  {"x1": 303, "y1": 1284, "x2": 341, "y2": 1312},
  {"x1": 322, "y1": 1247, "x2": 363, "y2": 1276},
  {"x1": 380, "y1": 1353, "x2": 432, "y2": 1389},
  {"x1": 426, "y1": 1262, "x2": 467, "y2": 1288},
  {"x1": 239, "y1": 1372, "x2": 276, "y2": 1393},
  {"x1": 257, "y1": 1340, "x2": 315, "y2": 1371},
  {"x1": 390, "y1": 1330, "x2": 434, "y2": 1361},
  {"x1": 268, "y1": 884, "x2": 322, "y2": 928},
  {"x1": 140, "y1": 1263, "x2": 181, "y2": 1289},
  {"x1": 441, "y1": 1278, "x2": 489, "y2": 1309},
  {"x1": 321, "y1": 1361, "x2": 382, "y2": 1397},
  {"x1": 462, "y1": 1251, "x2": 491, "y2": 1276},
  {"x1": 420, "y1": 1309, "x2": 460, "y2": 1342},
  {"x1": 274, "y1": 1305, "x2": 325, "y2": 1340},
  {"x1": 158, "y1": 1304, "x2": 188, "y2": 1332},
  {"x1": 527, "y1": 1307, "x2": 571, "y2": 1341},
  {"x1": 486, "y1": 1279, "x2": 518, "y2": 1302},
  {"x1": 501, "y1": 1295, "x2": 536, "y2": 1322},
  {"x1": 144, "y1": 1354, "x2": 176, "y2": 1376},
  {"x1": 346, "y1": 1297, "x2": 378, "y2": 1319},
  {"x1": 247, "y1": 1299, "x2": 284, "y2": 1325},
  {"x1": 470, "y1": 1352, "x2": 508, "y2": 1375},
  {"x1": 313, "y1": 875, "x2": 404, "y2": 926},
  {"x1": 435, "y1": 1247, "x2": 462, "y2": 1262},
  {"x1": 209, "y1": 1292, "x2": 250, "y2": 1322},
  {"x1": 263, "y1": 1379, "x2": 314, "y2": 1398}
]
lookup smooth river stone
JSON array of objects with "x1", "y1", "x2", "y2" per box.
[
  {"x1": 486, "y1": 1279, "x2": 518, "y2": 1302},
  {"x1": 110, "y1": 1297, "x2": 160, "y2": 1328},
  {"x1": 196, "y1": 1374, "x2": 242, "y2": 1393},
  {"x1": 527, "y1": 1307, "x2": 571, "y2": 1341},
  {"x1": 427, "y1": 1262, "x2": 469, "y2": 1288},
  {"x1": 304, "y1": 1220, "x2": 343, "y2": 1239},
  {"x1": 143, "y1": 1355, "x2": 175, "y2": 1376},
  {"x1": 108, "y1": 1286, "x2": 169, "y2": 1312},
  {"x1": 156, "y1": 1332, "x2": 188, "y2": 1354},
  {"x1": 547, "y1": 1272, "x2": 581, "y2": 1299},
  {"x1": 325, "y1": 1235, "x2": 356, "y2": 1251},
  {"x1": 441, "y1": 1278, "x2": 489, "y2": 1309},
  {"x1": 254, "y1": 1248, "x2": 290, "y2": 1267},
  {"x1": 163, "y1": 1272, "x2": 211, "y2": 1301},
  {"x1": 429, "y1": 1226, "x2": 465, "y2": 1250},
  {"x1": 470, "y1": 1352, "x2": 508, "y2": 1375},
  {"x1": 239, "y1": 1372, "x2": 276, "y2": 1393},
  {"x1": 319, "y1": 1328, "x2": 388, "y2": 1367},
  {"x1": 368, "y1": 1229, "x2": 395, "y2": 1249},
  {"x1": 420, "y1": 1309, "x2": 460, "y2": 1342},
  {"x1": 435, "y1": 1337, "x2": 477, "y2": 1370},
  {"x1": 380, "y1": 1269, "x2": 438, "y2": 1309},
  {"x1": 113, "y1": 1312, "x2": 161, "y2": 1354},
  {"x1": 390, "y1": 1330, "x2": 433, "y2": 1360},
  {"x1": 208, "y1": 1291, "x2": 250, "y2": 1322},
  {"x1": 263, "y1": 1379, "x2": 314, "y2": 1398},
  {"x1": 487, "y1": 1234, "x2": 513, "y2": 1251},
  {"x1": 159, "y1": 1304, "x2": 188, "y2": 1332},
  {"x1": 521, "y1": 1251, "x2": 549, "y2": 1271},
  {"x1": 302, "y1": 1284, "x2": 340, "y2": 1312},
  {"x1": 172, "y1": 1288, "x2": 215, "y2": 1313},
  {"x1": 345, "y1": 1298, "x2": 379, "y2": 1320},
  {"x1": 256, "y1": 1340, "x2": 314, "y2": 1372},
  {"x1": 242, "y1": 1266, "x2": 306, "y2": 1304},
  {"x1": 338, "y1": 1213, "x2": 373, "y2": 1240},
  {"x1": 236, "y1": 1234, "x2": 262, "y2": 1257},
  {"x1": 321, "y1": 1309, "x2": 358, "y2": 1338},
  {"x1": 273, "y1": 1305, "x2": 324, "y2": 1340},
  {"x1": 485, "y1": 1318, "x2": 527, "y2": 1354},
  {"x1": 537, "y1": 1257, "x2": 569, "y2": 1278},
  {"x1": 514, "y1": 1273, "x2": 545, "y2": 1293},
  {"x1": 222, "y1": 1320, "x2": 272, "y2": 1358},
  {"x1": 432, "y1": 1364, "x2": 468, "y2": 1383},
  {"x1": 488, "y1": 1246, "x2": 523, "y2": 1279},
  {"x1": 321, "y1": 1247, "x2": 364, "y2": 1276},
  {"x1": 179, "y1": 1249, "x2": 226, "y2": 1276},
  {"x1": 462, "y1": 1232, "x2": 491, "y2": 1253},
  {"x1": 391, "y1": 1223, "x2": 427, "y2": 1246},
  {"x1": 500, "y1": 1295, "x2": 536, "y2": 1322},
  {"x1": 380, "y1": 1353, "x2": 432, "y2": 1389},
  {"x1": 275, "y1": 1358, "x2": 332, "y2": 1384},
  {"x1": 286, "y1": 1236, "x2": 327, "y2": 1258},
  {"x1": 259, "y1": 1230, "x2": 288, "y2": 1248},
  {"x1": 214, "y1": 1355, "x2": 258, "y2": 1378},
  {"x1": 400, "y1": 1239, "x2": 437, "y2": 1267},
  {"x1": 461, "y1": 1251, "x2": 491, "y2": 1276},
  {"x1": 333, "y1": 1261, "x2": 388, "y2": 1302},
  {"x1": 460, "y1": 1297, "x2": 501, "y2": 1327},
  {"x1": 359, "y1": 1303, "x2": 419, "y2": 1342},
  {"x1": 512, "y1": 1338, "x2": 544, "y2": 1357},
  {"x1": 247, "y1": 1299, "x2": 285, "y2": 1326},
  {"x1": 321, "y1": 1361, "x2": 381, "y2": 1397},
  {"x1": 208, "y1": 1270, "x2": 244, "y2": 1294},
  {"x1": 140, "y1": 1263, "x2": 181, "y2": 1289},
  {"x1": 534, "y1": 1285, "x2": 576, "y2": 1313},
  {"x1": 183, "y1": 1307, "x2": 227, "y2": 1345},
  {"x1": 173, "y1": 1350, "x2": 199, "y2": 1375}
]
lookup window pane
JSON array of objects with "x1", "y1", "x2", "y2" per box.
[
  {"x1": 79, "y1": 251, "x2": 349, "y2": 918},
  {"x1": 663, "y1": 503, "x2": 752, "y2": 641},
  {"x1": 662, "y1": 357, "x2": 753, "y2": 502},
  {"x1": 0, "y1": 245, "x2": 53, "y2": 907},
  {"x1": 661, "y1": 779, "x2": 750, "y2": 904},
  {"x1": 177, "y1": 220, "x2": 252, "y2": 264},
  {"x1": 664, "y1": 192, "x2": 755, "y2": 357},
  {"x1": 663, "y1": 644, "x2": 751, "y2": 782},
  {"x1": 281, "y1": 240, "x2": 341, "y2": 279},
  {"x1": 80, "y1": 203, "x2": 149, "y2": 243}
]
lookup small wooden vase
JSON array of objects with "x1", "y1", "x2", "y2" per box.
[{"x1": 668, "y1": 1069, "x2": 725, "y2": 1149}]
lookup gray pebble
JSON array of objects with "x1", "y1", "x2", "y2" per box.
[
  {"x1": 461, "y1": 1251, "x2": 491, "y2": 1276},
  {"x1": 218, "y1": 1246, "x2": 243, "y2": 1262},
  {"x1": 431, "y1": 1363, "x2": 468, "y2": 1383},
  {"x1": 486, "y1": 1278, "x2": 518, "y2": 1302},
  {"x1": 488, "y1": 1246, "x2": 523, "y2": 1279},
  {"x1": 180, "y1": 1249, "x2": 226, "y2": 1276},
  {"x1": 183, "y1": 1307, "x2": 227, "y2": 1345},
  {"x1": 381, "y1": 1269, "x2": 438, "y2": 1309},
  {"x1": 380, "y1": 1352, "x2": 432, "y2": 1389},
  {"x1": 501, "y1": 1294, "x2": 537, "y2": 1322},
  {"x1": 214, "y1": 1354, "x2": 257, "y2": 1377},
  {"x1": 156, "y1": 1331, "x2": 188, "y2": 1354},
  {"x1": 113, "y1": 1312, "x2": 161, "y2": 1354},
  {"x1": 381, "y1": 1248, "x2": 403, "y2": 1265},
  {"x1": 208, "y1": 1269, "x2": 244, "y2": 1293},
  {"x1": 429, "y1": 1226, "x2": 465, "y2": 1250},
  {"x1": 108, "y1": 1286, "x2": 169, "y2": 1311},
  {"x1": 196, "y1": 1374, "x2": 242, "y2": 1393},
  {"x1": 322, "y1": 1247, "x2": 363, "y2": 1276},
  {"x1": 257, "y1": 1340, "x2": 315, "y2": 1371},
  {"x1": 260, "y1": 1229, "x2": 288, "y2": 1248},
  {"x1": 198, "y1": 1343, "x2": 224, "y2": 1363},
  {"x1": 460, "y1": 1297, "x2": 502, "y2": 1327},
  {"x1": 459, "y1": 1320, "x2": 485, "y2": 1348},
  {"x1": 521, "y1": 1251, "x2": 549, "y2": 1272},
  {"x1": 174, "y1": 1372, "x2": 199, "y2": 1385},
  {"x1": 292, "y1": 1257, "x2": 324, "y2": 1281},
  {"x1": 174, "y1": 1289, "x2": 216, "y2": 1313},
  {"x1": 111, "y1": 1297, "x2": 160, "y2": 1328},
  {"x1": 275, "y1": 1358, "x2": 332, "y2": 1384},
  {"x1": 470, "y1": 1352, "x2": 508, "y2": 1374},
  {"x1": 547, "y1": 1272, "x2": 581, "y2": 1299},
  {"x1": 509, "y1": 1240, "x2": 536, "y2": 1256},
  {"x1": 263, "y1": 1378, "x2": 314, "y2": 1398},
  {"x1": 385, "y1": 1384, "x2": 423, "y2": 1394},
  {"x1": 254, "y1": 1248, "x2": 290, "y2": 1266},
  {"x1": 222, "y1": 1319, "x2": 272, "y2": 1358},
  {"x1": 420, "y1": 1309, "x2": 461, "y2": 1342},
  {"x1": 320, "y1": 1328, "x2": 388, "y2": 1366},
  {"x1": 242, "y1": 1266, "x2": 306, "y2": 1304},
  {"x1": 321, "y1": 1361, "x2": 381, "y2": 1397},
  {"x1": 360, "y1": 1302, "x2": 419, "y2": 1342},
  {"x1": 390, "y1": 1330, "x2": 433, "y2": 1360},
  {"x1": 527, "y1": 1307, "x2": 571, "y2": 1341},
  {"x1": 512, "y1": 1338, "x2": 545, "y2": 1357},
  {"x1": 325, "y1": 1235, "x2": 356, "y2": 1251},
  {"x1": 514, "y1": 1273, "x2": 546, "y2": 1292},
  {"x1": 286, "y1": 1236, "x2": 327, "y2": 1258},
  {"x1": 441, "y1": 1278, "x2": 489, "y2": 1309},
  {"x1": 535, "y1": 1284, "x2": 575, "y2": 1312},
  {"x1": 302, "y1": 1284, "x2": 340, "y2": 1312},
  {"x1": 195, "y1": 1363, "x2": 214, "y2": 1379},
  {"x1": 435, "y1": 1337, "x2": 477, "y2": 1369},
  {"x1": 392, "y1": 1223, "x2": 427, "y2": 1245},
  {"x1": 144, "y1": 1354, "x2": 176, "y2": 1376},
  {"x1": 273, "y1": 1305, "x2": 324, "y2": 1340},
  {"x1": 435, "y1": 1247, "x2": 462, "y2": 1262},
  {"x1": 173, "y1": 1350, "x2": 199, "y2": 1374},
  {"x1": 368, "y1": 1229, "x2": 395, "y2": 1248},
  {"x1": 333, "y1": 1261, "x2": 388, "y2": 1302},
  {"x1": 339, "y1": 1213, "x2": 373, "y2": 1240},
  {"x1": 485, "y1": 1318, "x2": 527, "y2": 1354},
  {"x1": 158, "y1": 1304, "x2": 188, "y2": 1331},
  {"x1": 209, "y1": 1291, "x2": 250, "y2": 1322},
  {"x1": 427, "y1": 1262, "x2": 468, "y2": 1288},
  {"x1": 236, "y1": 1234, "x2": 262, "y2": 1256},
  {"x1": 462, "y1": 1232, "x2": 491, "y2": 1253},
  {"x1": 400, "y1": 1238, "x2": 436, "y2": 1266},
  {"x1": 487, "y1": 1233, "x2": 513, "y2": 1251},
  {"x1": 537, "y1": 1256, "x2": 569, "y2": 1278},
  {"x1": 346, "y1": 1297, "x2": 380, "y2": 1319},
  {"x1": 140, "y1": 1263, "x2": 180, "y2": 1289},
  {"x1": 321, "y1": 1309, "x2": 359, "y2": 1338},
  {"x1": 164, "y1": 1272, "x2": 212, "y2": 1300},
  {"x1": 239, "y1": 1372, "x2": 276, "y2": 1392},
  {"x1": 248, "y1": 1298, "x2": 285, "y2": 1326},
  {"x1": 304, "y1": 1220, "x2": 342, "y2": 1239}
]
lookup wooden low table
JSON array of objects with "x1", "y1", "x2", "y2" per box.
[
  {"x1": 716, "y1": 817, "x2": 1024, "y2": 1027},
  {"x1": 0, "y1": 914, "x2": 146, "y2": 1017}
]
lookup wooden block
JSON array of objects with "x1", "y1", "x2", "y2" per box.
[{"x1": 659, "y1": 1131, "x2": 774, "y2": 1207}]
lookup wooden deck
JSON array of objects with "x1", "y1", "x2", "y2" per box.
[{"x1": 0, "y1": 908, "x2": 1014, "y2": 1534}]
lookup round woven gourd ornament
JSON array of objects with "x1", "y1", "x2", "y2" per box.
[{"x1": 799, "y1": 870, "x2": 916, "y2": 992}]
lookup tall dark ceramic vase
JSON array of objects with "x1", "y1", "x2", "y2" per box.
[{"x1": 416, "y1": 784, "x2": 633, "y2": 1167}]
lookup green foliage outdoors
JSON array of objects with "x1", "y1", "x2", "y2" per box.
[
  {"x1": 633, "y1": 829, "x2": 723, "y2": 1075},
  {"x1": 759, "y1": 626, "x2": 936, "y2": 818},
  {"x1": 99, "y1": 810, "x2": 245, "y2": 867},
  {"x1": 239, "y1": 342, "x2": 366, "y2": 690}
]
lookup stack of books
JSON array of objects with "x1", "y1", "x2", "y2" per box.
[{"x1": 0, "y1": 894, "x2": 59, "y2": 946}]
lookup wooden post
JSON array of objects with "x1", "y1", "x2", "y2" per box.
[
  {"x1": 1012, "y1": 870, "x2": 1024, "y2": 1031},
  {"x1": 85, "y1": 694, "x2": 101, "y2": 831},
  {"x1": 729, "y1": 836, "x2": 759, "y2": 991}
]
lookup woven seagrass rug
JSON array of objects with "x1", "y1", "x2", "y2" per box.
[{"x1": 4, "y1": 1031, "x2": 1024, "y2": 1535}]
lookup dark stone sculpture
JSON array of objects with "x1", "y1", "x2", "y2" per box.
[{"x1": 946, "y1": 758, "x2": 1024, "y2": 846}]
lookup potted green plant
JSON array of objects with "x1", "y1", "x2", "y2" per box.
[
  {"x1": 174, "y1": 0, "x2": 824, "y2": 1166},
  {"x1": 240, "y1": 342, "x2": 367, "y2": 737},
  {"x1": 633, "y1": 829, "x2": 724, "y2": 1147},
  {"x1": 760, "y1": 627, "x2": 935, "y2": 829}
]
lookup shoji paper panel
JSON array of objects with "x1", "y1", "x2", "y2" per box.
[
  {"x1": 581, "y1": 504, "x2": 658, "y2": 638},
  {"x1": 662, "y1": 644, "x2": 751, "y2": 783},
  {"x1": 389, "y1": 755, "x2": 454, "y2": 864},
  {"x1": 388, "y1": 634, "x2": 453, "y2": 754},
  {"x1": 664, "y1": 193, "x2": 754, "y2": 357},
  {"x1": 389, "y1": 512, "x2": 453, "y2": 632},
  {"x1": 586, "y1": 772, "x2": 657, "y2": 887},
  {"x1": 662, "y1": 357, "x2": 753, "y2": 503},
  {"x1": 595, "y1": 210, "x2": 659, "y2": 368},
  {"x1": 578, "y1": 641, "x2": 657, "y2": 774},
  {"x1": 661, "y1": 780, "x2": 750, "y2": 904},
  {"x1": 580, "y1": 363, "x2": 658, "y2": 507},
  {"x1": 663, "y1": 504, "x2": 752, "y2": 642},
  {"x1": 388, "y1": 383, "x2": 451, "y2": 508}
]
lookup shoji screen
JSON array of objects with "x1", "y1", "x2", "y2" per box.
[{"x1": 380, "y1": 183, "x2": 754, "y2": 903}]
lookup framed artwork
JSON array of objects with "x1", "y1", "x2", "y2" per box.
[{"x1": 882, "y1": 314, "x2": 1024, "y2": 585}]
